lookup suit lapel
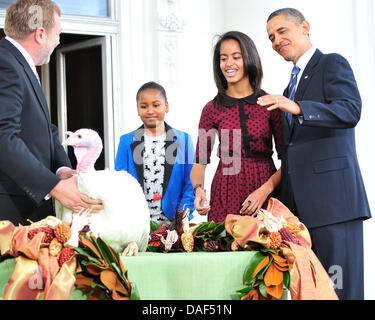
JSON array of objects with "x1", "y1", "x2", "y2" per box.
[
  {"x1": 283, "y1": 49, "x2": 323, "y2": 140},
  {"x1": 295, "y1": 49, "x2": 322, "y2": 101},
  {"x1": 1, "y1": 39, "x2": 54, "y2": 157},
  {"x1": 1, "y1": 39, "x2": 51, "y2": 121},
  {"x1": 130, "y1": 126, "x2": 145, "y2": 189},
  {"x1": 282, "y1": 86, "x2": 290, "y2": 127},
  {"x1": 161, "y1": 123, "x2": 178, "y2": 198},
  {"x1": 24, "y1": 65, "x2": 50, "y2": 120}
]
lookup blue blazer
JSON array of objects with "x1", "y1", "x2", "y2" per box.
[
  {"x1": 115, "y1": 122, "x2": 195, "y2": 221},
  {"x1": 281, "y1": 49, "x2": 371, "y2": 228}
]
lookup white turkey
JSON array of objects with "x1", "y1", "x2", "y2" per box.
[{"x1": 55, "y1": 128, "x2": 150, "y2": 256}]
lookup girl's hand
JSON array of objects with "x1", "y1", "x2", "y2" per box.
[
  {"x1": 194, "y1": 188, "x2": 210, "y2": 216},
  {"x1": 240, "y1": 185, "x2": 271, "y2": 216}
]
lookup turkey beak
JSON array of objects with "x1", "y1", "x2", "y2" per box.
[
  {"x1": 62, "y1": 137, "x2": 72, "y2": 146},
  {"x1": 62, "y1": 131, "x2": 74, "y2": 146}
]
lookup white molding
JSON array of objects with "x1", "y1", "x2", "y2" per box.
[
  {"x1": 60, "y1": 15, "x2": 120, "y2": 36},
  {"x1": 157, "y1": 0, "x2": 185, "y2": 91}
]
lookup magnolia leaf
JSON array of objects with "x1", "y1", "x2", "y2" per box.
[
  {"x1": 150, "y1": 221, "x2": 160, "y2": 233},
  {"x1": 91, "y1": 280, "x2": 107, "y2": 290},
  {"x1": 119, "y1": 257, "x2": 126, "y2": 274},
  {"x1": 193, "y1": 221, "x2": 216, "y2": 236},
  {"x1": 259, "y1": 256, "x2": 274, "y2": 280},
  {"x1": 109, "y1": 245, "x2": 121, "y2": 265},
  {"x1": 243, "y1": 251, "x2": 266, "y2": 284},
  {"x1": 212, "y1": 223, "x2": 225, "y2": 237},
  {"x1": 75, "y1": 273, "x2": 94, "y2": 290},
  {"x1": 147, "y1": 245, "x2": 161, "y2": 252},
  {"x1": 264, "y1": 262, "x2": 284, "y2": 286},
  {"x1": 266, "y1": 282, "x2": 284, "y2": 300},
  {"x1": 130, "y1": 282, "x2": 141, "y2": 300},
  {"x1": 283, "y1": 270, "x2": 291, "y2": 289},
  {"x1": 100, "y1": 269, "x2": 117, "y2": 291},
  {"x1": 96, "y1": 237, "x2": 118, "y2": 266},
  {"x1": 236, "y1": 286, "x2": 254, "y2": 299},
  {"x1": 114, "y1": 278, "x2": 129, "y2": 296},
  {"x1": 80, "y1": 235, "x2": 102, "y2": 258},
  {"x1": 261, "y1": 247, "x2": 280, "y2": 255},
  {"x1": 73, "y1": 247, "x2": 101, "y2": 265},
  {"x1": 236, "y1": 285, "x2": 253, "y2": 296},
  {"x1": 87, "y1": 287, "x2": 106, "y2": 300},
  {"x1": 88, "y1": 234, "x2": 106, "y2": 261},
  {"x1": 111, "y1": 262, "x2": 128, "y2": 287},
  {"x1": 259, "y1": 281, "x2": 268, "y2": 298},
  {"x1": 86, "y1": 263, "x2": 106, "y2": 276}
]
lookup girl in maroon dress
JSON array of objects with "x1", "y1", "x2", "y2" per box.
[{"x1": 190, "y1": 31, "x2": 283, "y2": 223}]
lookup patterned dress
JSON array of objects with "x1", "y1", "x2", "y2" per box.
[{"x1": 195, "y1": 91, "x2": 283, "y2": 223}]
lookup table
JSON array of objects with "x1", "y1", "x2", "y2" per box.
[
  {"x1": 0, "y1": 251, "x2": 288, "y2": 300},
  {"x1": 122, "y1": 251, "x2": 254, "y2": 300}
]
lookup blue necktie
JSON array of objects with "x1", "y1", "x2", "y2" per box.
[{"x1": 287, "y1": 65, "x2": 301, "y2": 125}]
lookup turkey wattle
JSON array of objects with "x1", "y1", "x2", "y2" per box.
[{"x1": 55, "y1": 128, "x2": 150, "y2": 255}]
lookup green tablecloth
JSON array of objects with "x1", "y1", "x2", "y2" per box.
[
  {"x1": 1, "y1": 251, "x2": 287, "y2": 300},
  {"x1": 121, "y1": 251, "x2": 254, "y2": 300}
]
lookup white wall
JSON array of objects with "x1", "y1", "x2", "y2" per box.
[
  {"x1": 118, "y1": 0, "x2": 224, "y2": 224},
  {"x1": 118, "y1": 0, "x2": 222, "y2": 139},
  {"x1": 118, "y1": 0, "x2": 375, "y2": 298}
]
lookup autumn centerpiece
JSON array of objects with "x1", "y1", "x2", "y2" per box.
[
  {"x1": 147, "y1": 198, "x2": 338, "y2": 300},
  {"x1": 0, "y1": 214, "x2": 138, "y2": 300},
  {"x1": 74, "y1": 233, "x2": 139, "y2": 300},
  {"x1": 225, "y1": 198, "x2": 338, "y2": 300},
  {"x1": 0, "y1": 216, "x2": 77, "y2": 300}
]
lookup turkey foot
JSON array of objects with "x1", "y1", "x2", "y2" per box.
[{"x1": 122, "y1": 241, "x2": 139, "y2": 256}]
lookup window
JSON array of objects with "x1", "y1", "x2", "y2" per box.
[{"x1": 0, "y1": 0, "x2": 109, "y2": 17}]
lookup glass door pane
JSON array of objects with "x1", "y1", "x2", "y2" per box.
[
  {"x1": 0, "y1": 0, "x2": 14, "y2": 8},
  {"x1": 55, "y1": 0, "x2": 108, "y2": 17},
  {"x1": 0, "y1": 0, "x2": 109, "y2": 17},
  {"x1": 56, "y1": 37, "x2": 113, "y2": 170}
]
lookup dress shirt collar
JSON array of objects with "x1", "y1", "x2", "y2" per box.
[
  {"x1": 5, "y1": 36, "x2": 38, "y2": 77},
  {"x1": 294, "y1": 46, "x2": 316, "y2": 86}
]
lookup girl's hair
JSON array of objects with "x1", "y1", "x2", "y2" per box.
[
  {"x1": 212, "y1": 31, "x2": 263, "y2": 105},
  {"x1": 136, "y1": 81, "x2": 167, "y2": 104},
  {"x1": 4, "y1": 0, "x2": 61, "y2": 40}
]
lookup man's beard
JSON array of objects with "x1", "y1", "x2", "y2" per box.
[{"x1": 37, "y1": 46, "x2": 53, "y2": 66}]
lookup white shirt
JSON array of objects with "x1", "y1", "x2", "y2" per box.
[
  {"x1": 5, "y1": 36, "x2": 40, "y2": 82},
  {"x1": 294, "y1": 46, "x2": 316, "y2": 89}
]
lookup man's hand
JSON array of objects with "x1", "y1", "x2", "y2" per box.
[
  {"x1": 57, "y1": 167, "x2": 77, "y2": 180},
  {"x1": 50, "y1": 176, "x2": 104, "y2": 213},
  {"x1": 257, "y1": 94, "x2": 302, "y2": 115}
]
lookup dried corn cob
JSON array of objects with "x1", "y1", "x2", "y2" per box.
[{"x1": 279, "y1": 228, "x2": 298, "y2": 244}]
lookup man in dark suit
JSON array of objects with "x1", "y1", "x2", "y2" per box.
[
  {"x1": 0, "y1": 0, "x2": 103, "y2": 225},
  {"x1": 258, "y1": 8, "x2": 371, "y2": 299}
]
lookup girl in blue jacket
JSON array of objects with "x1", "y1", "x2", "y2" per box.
[{"x1": 115, "y1": 81, "x2": 195, "y2": 224}]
